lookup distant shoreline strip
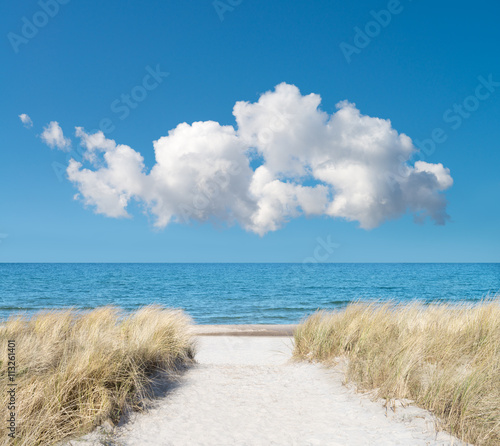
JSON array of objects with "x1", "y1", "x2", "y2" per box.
[{"x1": 193, "y1": 324, "x2": 296, "y2": 336}]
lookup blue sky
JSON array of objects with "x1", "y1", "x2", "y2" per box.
[{"x1": 1, "y1": 0, "x2": 499, "y2": 262}]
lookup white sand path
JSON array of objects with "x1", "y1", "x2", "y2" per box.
[{"x1": 85, "y1": 336, "x2": 464, "y2": 446}]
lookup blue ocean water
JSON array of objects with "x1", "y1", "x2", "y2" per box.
[{"x1": 0, "y1": 263, "x2": 498, "y2": 324}]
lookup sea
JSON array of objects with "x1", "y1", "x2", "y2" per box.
[{"x1": 0, "y1": 263, "x2": 498, "y2": 324}]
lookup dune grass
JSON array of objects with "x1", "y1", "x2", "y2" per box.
[
  {"x1": 0, "y1": 306, "x2": 195, "y2": 446},
  {"x1": 294, "y1": 300, "x2": 500, "y2": 446}
]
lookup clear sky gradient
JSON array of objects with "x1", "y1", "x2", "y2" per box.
[{"x1": 1, "y1": 0, "x2": 499, "y2": 262}]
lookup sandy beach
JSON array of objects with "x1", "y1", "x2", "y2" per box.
[
  {"x1": 72, "y1": 330, "x2": 464, "y2": 446},
  {"x1": 6, "y1": 0, "x2": 499, "y2": 442}
]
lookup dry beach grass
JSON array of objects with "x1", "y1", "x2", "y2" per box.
[
  {"x1": 1, "y1": 301, "x2": 498, "y2": 445},
  {"x1": 294, "y1": 300, "x2": 500, "y2": 446},
  {"x1": 0, "y1": 306, "x2": 195, "y2": 446}
]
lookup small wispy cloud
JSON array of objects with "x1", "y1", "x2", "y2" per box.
[
  {"x1": 40, "y1": 121, "x2": 71, "y2": 151},
  {"x1": 19, "y1": 113, "x2": 33, "y2": 128}
]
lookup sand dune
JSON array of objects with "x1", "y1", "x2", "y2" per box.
[{"x1": 72, "y1": 336, "x2": 464, "y2": 446}]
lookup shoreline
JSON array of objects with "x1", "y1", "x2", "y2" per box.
[{"x1": 193, "y1": 324, "x2": 296, "y2": 336}]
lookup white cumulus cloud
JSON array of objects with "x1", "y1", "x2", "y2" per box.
[
  {"x1": 19, "y1": 113, "x2": 33, "y2": 128},
  {"x1": 41, "y1": 121, "x2": 71, "y2": 151},
  {"x1": 62, "y1": 83, "x2": 452, "y2": 234}
]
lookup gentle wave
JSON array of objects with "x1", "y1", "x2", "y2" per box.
[{"x1": 0, "y1": 263, "x2": 498, "y2": 324}]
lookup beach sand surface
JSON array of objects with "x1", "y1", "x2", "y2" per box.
[{"x1": 71, "y1": 335, "x2": 465, "y2": 446}]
